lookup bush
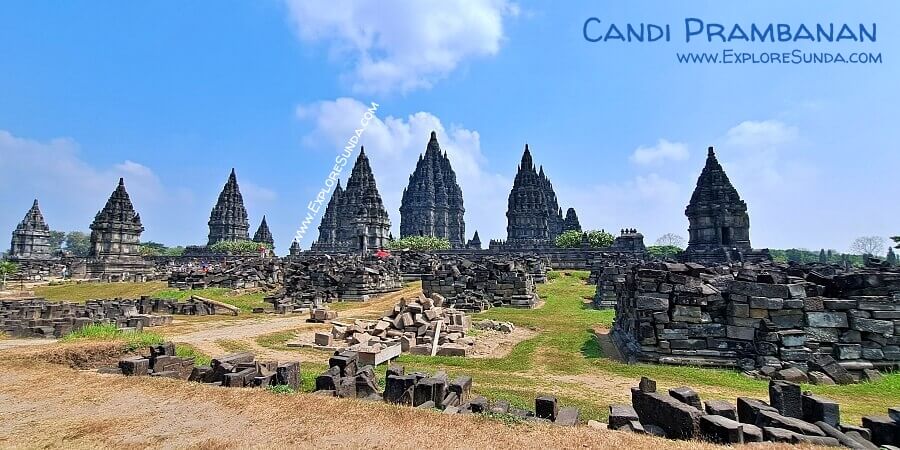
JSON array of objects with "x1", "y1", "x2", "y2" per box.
[
  {"x1": 209, "y1": 240, "x2": 272, "y2": 255},
  {"x1": 386, "y1": 236, "x2": 451, "y2": 251},
  {"x1": 554, "y1": 230, "x2": 614, "y2": 249},
  {"x1": 648, "y1": 245, "x2": 683, "y2": 259}
]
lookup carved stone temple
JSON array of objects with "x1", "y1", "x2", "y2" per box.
[
  {"x1": 563, "y1": 207, "x2": 581, "y2": 233},
  {"x1": 86, "y1": 178, "x2": 151, "y2": 280},
  {"x1": 683, "y1": 147, "x2": 769, "y2": 264},
  {"x1": 399, "y1": 131, "x2": 466, "y2": 247},
  {"x1": 312, "y1": 148, "x2": 391, "y2": 253},
  {"x1": 8, "y1": 199, "x2": 52, "y2": 260},
  {"x1": 252, "y1": 215, "x2": 274, "y2": 249},
  {"x1": 500, "y1": 145, "x2": 575, "y2": 249},
  {"x1": 208, "y1": 168, "x2": 250, "y2": 246}
]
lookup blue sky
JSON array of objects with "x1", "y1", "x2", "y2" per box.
[{"x1": 1, "y1": 1, "x2": 897, "y2": 255}]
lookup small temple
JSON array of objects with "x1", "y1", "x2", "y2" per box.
[
  {"x1": 208, "y1": 169, "x2": 250, "y2": 246},
  {"x1": 312, "y1": 148, "x2": 392, "y2": 253},
  {"x1": 563, "y1": 207, "x2": 581, "y2": 233},
  {"x1": 682, "y1": 147, "x2": 769, "y2": 264},
  {"x1": 86, "y1": 178, "x2": 151, "y2": 280},
  {"x1": 466, "y1": 230, "x2": 482, "y2": 249},
  {"x1": 399, "y1": 131, "x2": 466, "y2": 247},
  {"x1": 8, "y1": 199, "x2": 52, "y2": 260},
  {"x1": 252, "y1": 215, "x2": 275, "y2": 249}
]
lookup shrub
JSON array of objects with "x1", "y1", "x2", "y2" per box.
[
  {"x1": 554, "y1": 230, "x2": 614, "y2": 249},
  {"x1": 209, "y1": 240, "x2": 272, "y2": 255},
  {"x1": 386, "y1": 236, "x2": 451, "y2": 251},
  {"x1": 648, "y1": 245, "x2": 683, "y2": 259}
]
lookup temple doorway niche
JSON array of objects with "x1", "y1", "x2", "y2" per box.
[{"x1": 721, "y1": 227, "x2": 732, "y2": 245}]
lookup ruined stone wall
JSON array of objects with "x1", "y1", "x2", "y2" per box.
[
  {"x1": 270, "y1": 255, "x2": 402, "y2": 311},
  {"x1": 421, "y1": 256, "x2": 539, "y2": 310},
  {"x1": 166, "y1": 257, "x2": 282, "y2": 290},
  {"x1": 610, "y1": 262, "x2": 900, "y2": 382}
]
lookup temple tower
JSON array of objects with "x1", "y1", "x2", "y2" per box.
[
  {"x1": 252, "y1": 215, "x2": 274, "y2": 248},
  {"x1": 505, "y1": 145, "x2": 551, "y2": 248},
  {"x1": 8, "y1": 199, "x2": 52, "y2": 260},
  {"x1": 208, "y1": 169, "x2": 250, "y2": 245},
  {"x1": 683, "y1": 147, "x2": 768, "y2": 264},
  {"x1": 563, "y1": 207, "x2": 582, "y2": 233},
  {"x1": 88, "y1": 178, "x2": 144, "y2": 261},
  {"x1": 399, "y1": 132, "x2": 466, "y2": 247}
]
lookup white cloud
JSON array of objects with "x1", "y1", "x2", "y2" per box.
[
  {"x1": 284, "y1": 0, "x2": 517, "y2": 95},
  {"x1": 296, "y1": 98, "x2": 510, "y2": 243},
  {"x1": 630, "y1": 139, "x2": 689, "y2": 165}
]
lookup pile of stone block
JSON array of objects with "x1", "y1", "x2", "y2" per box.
[
  {"x1": 610, "y1": 261, "x2": 900, "y2": 382},
  {"x1": 421, "y1": 256, "x2": 539, "y2": 311},
  {"x1": 314, "y1": 351, "x2": 579, "y2": 424},
  {"x1": 612, "y1": 376, "x2": 898, "y2": 446},
  {"x1": 104, "y1": 344, "x2": 300, "y2": 390},
  {"x1": 269, "y1": 255, "x2": 402, "y2": 311},
  {"x1": 0, "y1": 295, "x2": 241, "y2": 338},
  {"x1": 312, "y1": 294, "x2": 475, "y2": 357},
  {"x1": 167, "y1": 257, "x2": 282, "y2": 290},
  {"x1": 6, "y1": 259, "x2": 67, "y2": 281},
  {"x1": 473, "y1": 319, "x2": 515, "y2": 333}
]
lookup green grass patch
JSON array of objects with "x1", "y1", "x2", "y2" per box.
[
  {"x1": 35, "y1": 282, "x2": 169, "y2": 302},
  {"x1": 60, "y1": 323, "x2": 164, "y2": 351},
  {"x1": 175, "y1": 343, "x2": 212, "y2": 366},
  {"x1": 152, "y1": 287, "x2": 269, "y2": 312},
  {"x1": 214, "y1": 339, "x2": 251, "y2": 353}
]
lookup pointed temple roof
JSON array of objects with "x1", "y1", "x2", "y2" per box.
[
  {"x1": 252, "y1": 215, "x2": 274, "y2": 247},
  {"x1": 208, "y1": 168, "x2": 250, "y2": 245},
  {"x1": 93, "y1": 178, "x2": 142, "y2": 227},
  {"x1": 686, "y1": 147, "x2": 747, "y2": 216},
  {"x1": 16, "y1": 199, "x2": 50, "y2": 232},
  {"x1": 563, "y1": 207, "x2": 581, "y2": 232}
]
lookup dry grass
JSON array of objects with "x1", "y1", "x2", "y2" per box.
[{"x1": 0, "y1": 360, "x2": 805, "y2": 449}]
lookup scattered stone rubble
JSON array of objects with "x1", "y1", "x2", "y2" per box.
[
  {"x1": 104, "y1": 344, "x2": 300, "y2": 390},
  {"x1": 167, "y1": 257, "x2": 282, "y2": 290},
  {"x1": 1, "y1": 296, "x2": 236, "y2": 338},
  {"x1": 421, "y1": 256, "x2": 540, "y2": 311},
  {"x1": 268, "y1": 255, "x2": 402, "y2": 311},
  {"x1": 610, "y1": 261, "x2": 900, "y2": 383},
  {"x1": 308, "y1": 294, "x2": 475, "y2": 358},
  {"x1": 612, "y1": 376, "x2": 899, "y2": 446},
  {"x1": 314, "y1": 351, "x2": 580, "y2": 425}
]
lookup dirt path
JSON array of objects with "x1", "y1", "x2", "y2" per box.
[
  {"x1": 0, "y1": 362, "x2": 751, "y2": 450},
  {"x1": 0, "y1": 338, "x2": 56, "y2": 351},
  {"x1": 166, "y1": 285, "x2": 423, "y2": 360}
]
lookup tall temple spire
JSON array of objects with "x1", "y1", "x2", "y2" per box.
[
  {"x1": 312, "y1": 148, "x2": 391, "y2": 253},
  {"x1": 252, "y1": 215, "x2": 274, "y2": 248},
  {"x1": 563, "y1": 207, "x2": 582, "y2": 232},
  {"x1": 399, "y1": 132, "x2": 466, "y2": 247},
  {"x1": 8, "y1": 199, "x2": 52, "y2": 260},
  {"x1": 207, "y1": 168, "x2": 250, "y2": 245}
]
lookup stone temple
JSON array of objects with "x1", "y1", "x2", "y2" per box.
[
  {"x1": 563, "y1": 207, "x2": 581, "y2": 233},
  {"x1": 252, "y1": 215, "x2": 274, "y2": 248},
  {"x1": 399, "y1": 131, "x2": 466, "y2": 247},
  {"x1": 683, "y1": 147, "x2": 769, "y2": 264},
  {"x1": 208, "y1": 168, "x2": 250, "y2": 245},
  {"x1": 86, "y1": 178, "x2": 150, "y2": 280},
  {"x1": 312, "y1": 148, "x2": 391, "y2": 253},
  {"x1": 501, "y1": 145, "x2": 575, "y2": 249},
  {"x1": 8, "y1": 199, "x2": 52, "y2": 260}
]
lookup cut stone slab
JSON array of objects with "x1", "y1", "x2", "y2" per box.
[
  {"x1": 704, "y1": 400, "x2": 737, "y2": 420},
  {"x1": 802, "y1": 393, "x2": 840, "y2": 427},
  {"x1": 755, "y1": 410, "x2": 825, "y2": 437},
  {"x1": 736, "y1": 397, "x2": 778, "y2": 424},
  {"x1": 535, "y1": 395, "x2": 559, "y2": 421},
  {"x1": 769, "y1": 380, "x2": 802, "y2": 419},
  {"x1": 555, "y1": 407, "x2": 579, "y2": 426},
  {"x1": 699, "y1": 414, "x2": 744, "y2": 444},
  {"x1": 609, "y1": 404, "x2": 640, "y2": 429},
  {"x1": 669, "y1": 386, "x2": 702, "y2": 409}
]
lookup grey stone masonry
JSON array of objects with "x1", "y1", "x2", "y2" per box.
[
  {"x1": 207, "y1": 169, "x2": 250, "y2": 246},
  {"x1": 610, "y1": 260, "x2": 900, "y2": 382},
  {"x1": 399, "y1": 132, "x2": 466, "y2": 248},
  {"x1": 9, "y1": 199, "x2": 52, "y2": 260},
  {"x1": 252, "y1": 215, "x2": 274, "y2": 249}
]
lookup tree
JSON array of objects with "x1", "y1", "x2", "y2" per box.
[
  {"x1": 892, "y1": 236, "x2": 900, "y2": 249},
  {"x1": 386, "y1": 236, "x2": 451, "y2": 251},
  {"x1": 818, "y1": 249, "x2": 826, "y2": 264},
  {"x1": 648, "y1": 245, "x2": 682, "y2": 259},
  {"x1": 209, "y1": 239, "x2": 272, "y2": 255},
  {"x1": 139, "y1": 241, "x2": 167, "y2": 256},
  {"x1": 0, "y1": 261, "x2": 18, "y2": 289},
  {"x1": 64, "y1": 231, "x2": 91, "y2": 257},
  {"x1": 554, "y1": 230, "x2": 614, "y2": 249},
  {"x1": 48, "y1": 230, "x2": 66, "y2": 253},
  {"x1": 849, "y1": 236, "x2": 886, "y2": 257},
  {"x1": 654, "y1": 233, "x2": 685, "y2": 248}
]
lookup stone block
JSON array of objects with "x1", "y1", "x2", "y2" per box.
[
  {"x1": 449, "y1": 375, "x2": 472, "y2": 402},
  {"x1": 275, "y1": 362, "x2": 300, "y2": 391},
  {"x1": 861, "y1": 416, "x2": 899, "y2": 446},
  {"x1": 632, "y1": 388, "x2": 702, "y2": 439},
  {"x1": 609, "y1": 404, "x2": 640, "y2": 429},
  {"x1": 742, "y1": 423, "x2": 764, "y2": 442},
  {"x1": 469, "y1": 396, "x2": 488, "y2": 413},
  {"x1": 699, "y1": 414, "x2": 744, "y2": 444},
  {"x1": 834, "y1": 343, "x2": 862, "y2": 360},
  {"x1": 729, "y1": 281, "x2": 790, "y2": 299},
  {"x1": 704, "y1": 400, "x2": 737, "y2": 420},
  {"x1": 815, "y1": 421, "x2": 878, "y2": 450},
  {"x1": 769, "y1": 380, "x2": 802, "y2": 419},
  {"x1": 669, "y1": 386, "x2": 702, "y2": 409},
  {"x1": 726, "y1": 325, "x2": 755, "y2": 341},
  {"x1": 749, "y1": 296, "x2": 783, "y2": 309},
  {"x1": 535, "y1": 395, "x2": 559, "y2": 421},
  {"x1": 755, "y1": 410, "x2": 825, "y2": 436},
  {"x1": 805, "y1": 327, "x2": 840, "y2": 343},
  {"x1": 636, "y1": 295, "x2": 669, "y2": 311},
  {"x1": 809, "y1": 354, "x2": 854, "y2": 385},
  {"x1": 852, "y1": 317, "x2": 894, "y2": 334},
  {"x1": 555, "y1": 407, "x2": 579, "y2": 426},
  {"x1": 119, "y1": 357, "x2": 149, "y2": 376},
  {"x1": 736, "y1": 397, "x2": 778, "y2": 424},
  {"x1": 807, "y1": 312, "x2": 849, "y2": 328}
]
